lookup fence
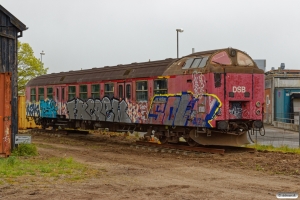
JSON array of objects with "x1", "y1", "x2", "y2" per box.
[
  {"x1": 251, "y1": 125, "x2": 299, "y2": 148},
  {"x1": 259, "y1": 112, "x2": 300, "y2": 148}
]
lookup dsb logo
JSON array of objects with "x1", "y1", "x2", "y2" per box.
[{"x1": 232, "y1": 86, "x2": 246, "y2": 93}]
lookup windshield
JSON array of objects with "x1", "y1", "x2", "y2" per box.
[
  {"x1": 237, "y1": 52, "x2": 254, "y2": 66},
  {"x1": 182, "y1": 56, "x2": 209, "y2": 69},
  {"x1": 211, "y1": 51, "x2": 232, "y2": 65}
]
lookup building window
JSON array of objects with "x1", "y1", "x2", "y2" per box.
[
  {"x1": 30, "y1": 88, "x2": 36, "y2": 102},
  {"x1": 79, "y1": 85, "x2": 88, "y2": 100},
  {"x1": 38, "y1": 88, "x2": 44, "y2": 100},
  {"x1": 105, "y1": 83, "x2": 114, "y2": 98},
  {"x1": 154, "y1": 79, "x2": 167, "y2": 95},
  {"x1": 136, "y1": 81, "x2": 148, "y2": 101},
  {"x1": 47, "y1": 87, "x2": 53, "y2": 99},
  {"x1": 91, "y1": 84, "x2": 100, "y2": 99},
  {"x1": 68, "y1": 86, "x2": 76, "y2": 100}
]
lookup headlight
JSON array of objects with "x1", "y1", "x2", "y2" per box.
[
  {"x1": 256, "y1": 109, "x2": 261, "y2": 115},
  {"x1": 256, "y1": 101, "x2": 261, "y2": 108}
]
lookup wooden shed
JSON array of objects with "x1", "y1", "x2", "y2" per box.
[{"x1": 0, "y1": 5, "x2": 27, "y2": 149}]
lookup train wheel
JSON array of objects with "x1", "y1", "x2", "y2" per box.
[
  {"x1": 186, "y1": 137, "x2": 200, "y2": 147},
  {"x1": 158, "y1": 136, "x2": 168, "y2": 144},
  {"x1": 41, "y1": 120, "x2": 47, "y2": 130}
]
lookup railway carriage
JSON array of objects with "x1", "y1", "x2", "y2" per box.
[{"x1": 25, "y1": 48, "x2": 264, "y2": 146}]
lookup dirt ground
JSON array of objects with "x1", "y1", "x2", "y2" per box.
[{"x1": 1, "y1": 130, "x2": 300, "y2": 200}]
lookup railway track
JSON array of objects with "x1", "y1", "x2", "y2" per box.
[
  {"x1": 32, "y1": 129, "x2": 90, "y2": 135},
  {"x1": 133, "y1": 141, "x2": 256, "y2": 155},
  {"x1": 30, "y1": 129, "x2": 256, "y2": 155}
]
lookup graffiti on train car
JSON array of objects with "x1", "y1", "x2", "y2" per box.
[
  {"x1": 40, "y1": 99, "x2": 57, "y2": 118},
  {"x1": 26, "y1": 102, "x2": 40, "y2": 117},
  {"x1": 229, "y1": 102, "x2": 252, "y2": 119},
  {"x1": 148, "y1": 92, "x2": 222, "y2": 128},
  {"x1": 66, "y1": 97, "x2": 136, "y2": 123},
  {"x1": 126, "y1": 100, "x2": 148, "y2": 123},
  {"x1": 61, "y1": 103, "x2": 68, "y2": 115},
  {"x1": 192, "y1": 71, "x2": 206, "y2": 98}
]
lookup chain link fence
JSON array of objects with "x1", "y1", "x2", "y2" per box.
[{"x1": 256, "y1": 112, "x2": 300, "y2": 148}]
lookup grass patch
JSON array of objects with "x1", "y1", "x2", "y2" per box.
[
  {"x1": 247, "y1": 144, "x2": 300, "y2": 154},
  {"x1": 12, "y1": 143, "x2": 38, "y2": 156},
  {"x1": 0, "y1": 156, "x2": 100, "y2": 184}
]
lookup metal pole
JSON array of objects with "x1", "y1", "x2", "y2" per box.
[
  {"x1": 177, "y1": 31, "x2": 179, "y2": 58},
  {"x1": 40, "y1": 50, "x2": 45, "y2": 64}
]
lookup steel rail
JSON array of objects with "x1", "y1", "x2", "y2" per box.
[{"x1": 136, "y1": 141, "x2": 225, "y2": 155}]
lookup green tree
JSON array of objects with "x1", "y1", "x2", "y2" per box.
[{"x1": 17, "y1": 41, "x2": 48, "y2": 94}]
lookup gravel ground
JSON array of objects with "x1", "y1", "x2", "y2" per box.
[{"x1": 1, "y1": 129, "x2": 300, "y2": 200}]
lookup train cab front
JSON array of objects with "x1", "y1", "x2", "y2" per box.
[{"x1": 196, "y1": 48, "x2": 265, "y2": 146}]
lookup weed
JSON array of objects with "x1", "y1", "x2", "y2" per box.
[
  {"x1": 247, "y1": 143, "x2": 300, "y2": 154},
  {"x1": 12, "y1": 143, "x2": 38, "y2": 156},
  {"x1": 134, "y1": 132, "x2": 140, "y2": 138},
  {"x1": 6, "y1": 156, "x2": 17, "y2": 166},
  {"x1": 255, "y1": 164, "x2": 264, "y2": 171}
]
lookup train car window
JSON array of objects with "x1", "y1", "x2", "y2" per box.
[
  {"x1": 30, "y1": 88, "x2": 36, "y2": 102},
  {"x1": 68, "y1": 86, "x2": 76, "y2": 100},
  {"x1": 118, "y1": 85, "x2": 124, "y2": 99},
  {"x1": 199, "y1": 56, "x2": 209, "y2": 68},
  {"x1": 237, "y1": 52, "x2": 254, "y2": 66},
  {"x1": 136, "y1": 81, "x2": 148, "y2": 101},
  {"x1": 182, "y1": 58, "x2": 194, "y2": 69},
  {"x1": 47, "y1": 87, "x2": 53, "y2": 100},
  {"x1": 211, "y1": 51, "x2": 232, "y2": 65},
  {"x1": 104, "y1": 83, "x2": 114, "y2": 99},
  {"x1": 38, "y1": 88, "x2": 44, "y2": 100},
  {"x1": 79, "y1": 85, "x2": 88, "y2": 100},
  {"x1": 154, "y1": 79, "x2": 168, "y2": 95},
  {"x1": 62, "y1": 88, "x2": 65, "y2": 101},
  {"x1": 91, "y1": 84, "x2": 100, "y2": 98},
  {"x1": 126, "y1": 84, "x2": 131, "y2": 100},
  {"x1": 191, "y1": 58, "x2": 202, "y2": 68}
]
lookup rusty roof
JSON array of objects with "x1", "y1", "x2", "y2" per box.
[
  {"x1": 26, "y1": 58, "x2": 177, "y2": 87},
  {"x1": 26, "y1": 47, "x2": 261, "y2": 87}
]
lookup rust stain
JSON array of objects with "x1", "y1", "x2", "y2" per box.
[{"x1": 0, "y1": 73, "x2": 12, "y2": 157}]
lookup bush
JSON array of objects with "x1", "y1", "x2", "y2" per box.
[{"x1": 12, "y1": 143, "x2": 38, "y2": 156}]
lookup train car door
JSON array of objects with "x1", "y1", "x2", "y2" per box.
[
  {"x1": 117, "y1": 82, "x2": 132, "y2": 102},
  {"x1": 55, "y1": 86, "x2": 67, "y2": 115},
  {"x1": 117, "y1": 82, "x2": 125, "y2": 101},
  {"x1": 125, "y1": 82, "x2": 132, "y2": 102}
]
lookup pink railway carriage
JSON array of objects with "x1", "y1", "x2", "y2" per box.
[{"x1": 25, "y1": 48, "x2": 264, "y2": 146}]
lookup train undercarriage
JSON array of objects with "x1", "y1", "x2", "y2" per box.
[
  {"x1": 33, "y1": 116, "x2": 264, "y2": 147},
  {"x1": 146, "y1": 120, "x2": 264, "y2": 147}
]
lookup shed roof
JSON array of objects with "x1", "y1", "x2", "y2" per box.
[{"x1": 0, "y1": 5, "x2": 26, "y2": 31}]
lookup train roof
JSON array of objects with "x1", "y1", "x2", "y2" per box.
[
  {"x1": 26, "y1": 58, "x2": 177, "y2": 87},
  {"x1": 26, "y1": 48, "x2": 261, "y2": 87}
]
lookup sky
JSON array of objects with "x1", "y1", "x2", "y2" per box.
[{"x1": 1, "y1": 0, "x2": 299, "y2": 73}]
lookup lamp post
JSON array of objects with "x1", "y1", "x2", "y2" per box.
[
  {"x1": 176, "y1": 29, "x2": 184, "y2": 58},
  {"x1": 40, "y1": 50, "x2": 45, "y2": 63}
]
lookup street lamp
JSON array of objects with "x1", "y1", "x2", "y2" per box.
[
  {"x1": 40, "y1": 50, "x2": 45, "y2": 63},
  {"x1": 176, "y1": 29, "x2": 184, "y2": 58}
]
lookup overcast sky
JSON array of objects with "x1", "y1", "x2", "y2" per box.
[{"x1": 1, "y1": 0, "x2": 299, "y2": 73}]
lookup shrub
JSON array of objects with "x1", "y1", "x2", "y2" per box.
[{"x1": 12, "y1": 143, "x2": 38, "y2": 156}]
